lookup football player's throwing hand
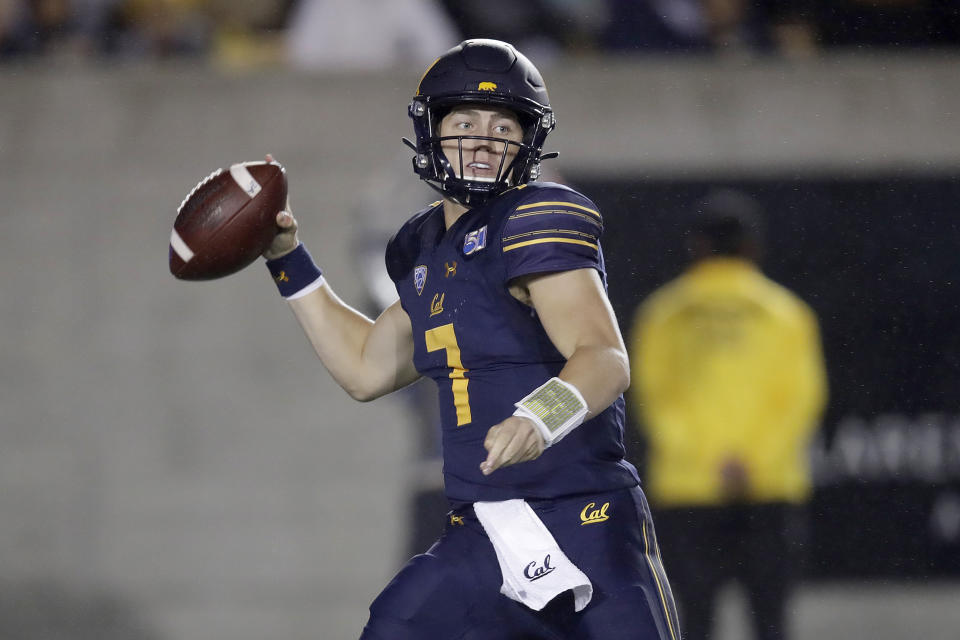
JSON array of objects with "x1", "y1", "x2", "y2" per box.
[{"x1": 262, "y1": 153, "x2": 299, "y2": 260}]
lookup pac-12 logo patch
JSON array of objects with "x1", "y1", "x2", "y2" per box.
[
  {"x1": 414, "y1": 265, "x2": 428, "y2": 296},
  {"x1": 463, "y1": 225, "x2": 488, "y2": 255}
]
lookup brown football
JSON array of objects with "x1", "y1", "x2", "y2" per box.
[{"x1": 169, "y1": 161, "x2": 287, "y2": 280}]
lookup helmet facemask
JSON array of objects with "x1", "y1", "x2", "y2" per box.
[{"x1": 406, "y1": 97, "x2": 555, "y2": 207}]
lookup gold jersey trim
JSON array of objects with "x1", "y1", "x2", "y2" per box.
[
  {"x1": 502, "y1": 237, "x2": 599, "y2": 253},
  {"x1": 515, "y1": 200, "x2": 601, "y2": 219},
  {"x1": 508, "y1": 209, "x2": 602, "y2": 228},
  {"x1": 502, "y1": 228, "x2": 597, "y2": 243}
]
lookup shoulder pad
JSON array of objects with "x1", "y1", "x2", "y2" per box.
[{"x1": 385, "y1": 203, "x2": 441, "y2": 283}]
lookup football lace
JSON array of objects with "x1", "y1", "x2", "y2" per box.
[{"x1": 177, "y1": 168, "x2": 225, "y2": 215}]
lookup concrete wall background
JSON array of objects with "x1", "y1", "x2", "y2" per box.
[{"x1": 1, "y1": 55, "x2": 959, "y2": 639}]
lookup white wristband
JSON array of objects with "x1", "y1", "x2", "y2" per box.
[
  {"x1": 512, "y1": 377, "x2": 588, "y2": 447},
  {"x1": 285, "y1": 275, "x2": 325, "y2": 300}
]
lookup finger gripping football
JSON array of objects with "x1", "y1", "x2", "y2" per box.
[{"x1": 169, "y1": 161, "x2": 287, "y2": 280}]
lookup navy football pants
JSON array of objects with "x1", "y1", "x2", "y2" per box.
[{"x1": 359, "y1": 485, "x2": 681, "y2": 640}]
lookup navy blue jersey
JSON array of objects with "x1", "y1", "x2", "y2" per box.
[{"x1": 386, "y1": 182, "x2": 640, "y2": 505}]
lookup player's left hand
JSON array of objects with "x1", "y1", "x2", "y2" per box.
[{"x1": 480, "y1": 416, "x2": 545, "y2": 475}]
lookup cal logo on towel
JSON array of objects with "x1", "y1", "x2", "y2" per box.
[{"x1": 524, "y1": 554, "x2": 556, "y2": 581}]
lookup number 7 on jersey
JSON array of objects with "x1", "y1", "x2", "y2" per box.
[{"x1": 424, "y1": 323, "x2": 472, "y2": 426}]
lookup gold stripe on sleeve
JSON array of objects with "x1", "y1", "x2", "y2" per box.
[
  {"x1": 508, "y1": 210, "x2": 602, "y2": 228},
  {"x1": 502, "y1": 228, "x2": 597, "y2": 243},
  {"x1": 502, "y1": 237, "x2": 599, "y2": 253},
  {"x1": 515, "y1": 201, "x2": 601, "y2": 219}
]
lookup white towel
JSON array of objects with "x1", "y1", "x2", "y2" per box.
[{"x1": 474, "y1": 499, "x2": 593, "y2": 612}]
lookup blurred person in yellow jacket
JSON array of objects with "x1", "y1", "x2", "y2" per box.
[{"x1": 629, "y1": 188, "x2": 827, "y2": 640}]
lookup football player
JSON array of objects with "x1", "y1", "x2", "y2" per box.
[{"x1": 262, "y1": 39, "x2": 680, "y2": 640}]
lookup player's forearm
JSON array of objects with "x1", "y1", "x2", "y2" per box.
[
  {"x1": 287, "y1": 284, "x2": 399, "y2": 401},
  {"x1": 557, "y1": 344, "x2": 630, "y2": 418},
  {"x1": 503, "y1": 343, "x2": 628, "y2": 458}
]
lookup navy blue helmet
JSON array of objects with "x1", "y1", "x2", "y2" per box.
[{"x1": 404, "y1": 39, "x2": 556, "y2": 206}]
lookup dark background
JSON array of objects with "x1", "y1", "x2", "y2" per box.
[{"x1": 573, "y1": 173, "x2": 960, "y2": 579}]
